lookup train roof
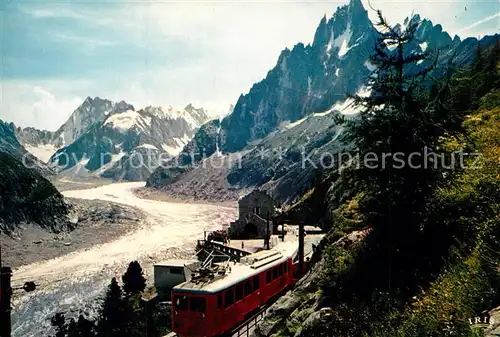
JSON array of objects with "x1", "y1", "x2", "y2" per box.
[{"x1": 173, "y1": 240, "x2": 299, "y2": 294}]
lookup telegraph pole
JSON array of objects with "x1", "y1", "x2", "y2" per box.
[
  {"x1": 265, "y1": 212, "x2": 270, "y2": 250},
  {"x1": 1, "y1": 244, "x2": 12, "y2": 337},
  {"x1": 298, "y1": 222, "x2": 305, "y2": 278},
  {"x1": 282, "y1": 221, "x2": 285, "y2": 242},
  {"x1": 142, "y1": 294, "x2": 157, "y2": 337}
]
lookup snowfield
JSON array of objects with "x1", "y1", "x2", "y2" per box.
[
  {"x1": 11, "y1": 182, "x2": 237, "y2": 337},
  {"x1": 24, "y1": 144, "x2": 60, "y2": 163}
]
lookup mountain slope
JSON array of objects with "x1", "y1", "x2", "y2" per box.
[
  {"x1": 0, "y1": 151, "x2": 68, "y2": 234},
  {"x1": 0, "y1": 120, "x2": 53, "y2": 176},
  {"x1": 147, "y1": 0, "x2": 499, "y2": 203},
  {"x1": 220, "y1": 0, "x2": 375, "y2": 153},
  {"x1": 15, "y1": 126, "x2": 58, "y2": 163}
]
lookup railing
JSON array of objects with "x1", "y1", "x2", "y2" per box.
[
  {"x1": 231, "y1": 307, "x2": 268, "y2": 337},
  {"x1": 198, "y1": 240, "x2": 251, "y2": 262},
  {"x1": 228, "y1": 285, "x2": 292, "y2": 337}
]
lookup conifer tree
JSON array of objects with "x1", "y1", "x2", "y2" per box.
[
  {"x1": 51, "y1": 312, "x2": 68, "y2": 337},
  {"x1": 67, "y1": 315, "x2": 96, "y2": 337},
  {"x1": 122, "y1": 261, "x2": 147, "y2": 296},
  {"x1": 97, "y1": 277, "x2": 127, "y2": 337},
  {"x1": 338, "y1": 10, "x2": 460, "y2": 295}
]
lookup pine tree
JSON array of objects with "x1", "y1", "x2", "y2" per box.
[
  {"x1": 51, "y1": 312, "x2": 68, "y2": 337},
  {"x1": 97, "y1": 277, "x2": 127, "y2": 337},
  {"x1": 122, "y1": 261, "x2": 147, "y2": 296},
  {"x1": 67, "y1": 318, "x2": 77, "y2": 337},
  {"x1": 77, "y1": 315, "x2": 96, "y2": 337},
  {"x1": 67, "y1": 315, "x2": 96, "y2": 337},
  {"x1": 338, "y1": 11, "x2": 461, "y2": 296}
]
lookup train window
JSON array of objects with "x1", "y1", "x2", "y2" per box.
[
  {"x1": 170, "y1": 267, "x2": 184, "y2": 275},
  {"x1": 174, "y1": 295, "x2": 188, "y2": 311},
  {"x1": 225, "y1": 289, "x2": 234, "y2": 308},
  {"x1": 244, "y1": 280, "x2": 252, "y2": 296},
  {"x1": 217, "y1": 294, "x2": 223, "y2": 309},
  {"x1": 266, "y1": 271, "x2": 272, "y2": 284},
  {"x1": 253, "y1": 276, "x2": 260, "y2": 291},
  {"x1": 190, "y1": 297, "x2": 206, "y2": 313},
  {"x1": 273, "y1": 267, "x2": 278, "y2": 279},
  {"x1": 235, "y1": 284, "x2": 244, "y2": 302}
]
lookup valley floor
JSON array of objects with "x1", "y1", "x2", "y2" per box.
[{"x1": 9, "y1": 181, "x2": 237, "y2": 337}]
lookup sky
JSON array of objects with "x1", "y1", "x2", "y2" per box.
[{"x1": 1, "y1": 0, "x2": 499, "y2": 131}]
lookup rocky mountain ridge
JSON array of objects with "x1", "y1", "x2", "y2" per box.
[
  {"x1": 0, "y1": 120, "x2": 53, "y2": 176},
  {"x1": 147, "y1": 0, "x2": 499, "y2": 203},
  {"x1": 47, "y1": 100, "x2": 210, "y2": 180},
  {"x1": 7, "y1": 96, "x2": 214, "y2": 180}
]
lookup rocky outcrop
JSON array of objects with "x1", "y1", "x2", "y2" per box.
[
  {"x1": 176, "y1": 119, "x2": 222, "y2": 166},
  {"x1": 0, "y1": 151, "x2": 68, "y2": 234},
  {"x1": 220, "y1": 0, "x2": 375, "y2": 153},
  {"x1": 146, "y1": 0, "x2": 498, "y2": 203},
  {"x1": 15, "y1": 126, "x2": 55, "y2": 147},
  {"x1": 0, "y1": 120, "x2": 53, "y2": 176},
  {"x1": 252, "y1": 229, "x2": 371, "y2": 337}
]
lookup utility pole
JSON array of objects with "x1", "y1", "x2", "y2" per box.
[
  {"x1": 1, "y1": 245, "x2": 12, "y2": 337},
  {"x1": 265, "y1": 212, "x2": 270, "y2": 250},
  {"x1": 298, "y1": 222, "x2": 305, "y2": 278},
  {"x1": 142, "y1": 294, "x2": 157, "y2": 337},
  {"x1": 282, "y1": 221, "x2": 285, "y2": 242}
]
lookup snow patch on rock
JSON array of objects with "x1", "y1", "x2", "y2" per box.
[
  {"x1": 335, "y1": 23, "x2": 353, "y2": 57},
  {"x1": 104, "y1": 110, "x2": 151, "y2": 131}
]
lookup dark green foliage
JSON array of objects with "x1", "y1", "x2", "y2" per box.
[
  {"x1": 51, "y1": 313, "x2": 68, "y2": 337},
  {"x1": 67, "y1": 315, "x2": 96, "y2": 337},
  {"x1": 336, "y1": 11, "x2": 455, "y2": 299},
  {"x1": 97, "y1": 278, "x2": 128, "y2": 337},
  {"x1": 151, "y1": 301, "x2": 172, "y2": 335},
  {"x1": 122, "y1": 261, "x2": 147, "y2": 296}
]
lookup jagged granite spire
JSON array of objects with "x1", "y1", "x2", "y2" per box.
[{"x1": 218, "y1": 0, "x2": 495, "y2": 154}]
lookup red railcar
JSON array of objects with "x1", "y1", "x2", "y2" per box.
[{"x1": 171, "y1": 242, "x2": 300, "y2": 337}]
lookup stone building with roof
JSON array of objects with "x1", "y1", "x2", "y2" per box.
[{"x1": 229, "y1": 190, "x2": 281, "y2": 239}]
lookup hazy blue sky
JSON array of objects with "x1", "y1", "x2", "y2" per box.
[{"x1": 1, "y1": 0, "x2": 499, "y2": 130}]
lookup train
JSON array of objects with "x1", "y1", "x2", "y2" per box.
[{"x1": 171, "y1": 241, "x2": 303, "y2": 337}]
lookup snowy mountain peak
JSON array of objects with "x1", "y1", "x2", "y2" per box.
[
  {"x1": 141, "y1": 104, "x2": 209, "y2": 128},
  {"x1": 112, "y1": 100, "x2": 135, "y2": 114},
  {"x1": 347, "y1": 0, "x2": 367, "y2": 18},
  {"x1": 104, "y1": 109, "x2": 150, "y2": 132},
  {"x1": 143, "y1": 106, "x2": 166, "y2": 118},
  {"x1": 51, "y1": 97, "x2": 133, "y2": 146},
  {"x1": 182, "y1": 104, "x2": 210, "y2": 127}
]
